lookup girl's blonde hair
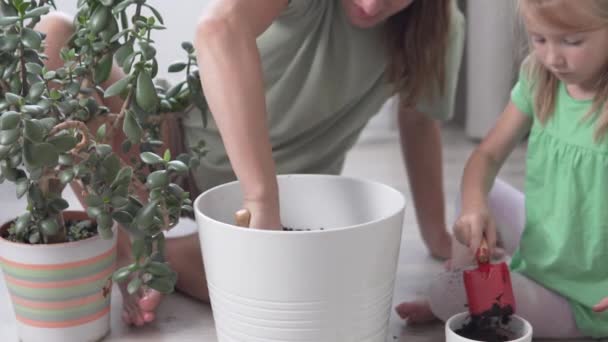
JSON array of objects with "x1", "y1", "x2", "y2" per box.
[
  {"x1": 385, "y1": 0, "x2": 451, "y2": 106},
  {"x1": 518, "y1": 0, "x2": 608, "y2": 141}
]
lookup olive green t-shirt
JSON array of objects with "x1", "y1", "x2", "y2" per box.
[
  {"x1": 510, "y1": 70, "x2": 608, "y2": 338},
  {"x1": 183, "y1": 0, "x2": 465, "y2": 192}
]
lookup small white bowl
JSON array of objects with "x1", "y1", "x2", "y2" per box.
[{"x1": 446, "y1": 312, "x2": 533, "y2": 342}]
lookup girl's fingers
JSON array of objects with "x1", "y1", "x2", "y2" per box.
[
  {"x1": 468, "y1": 217, "x2": 484, "y2": 255},
  {"x1": 486, "y1": 219, "x2": 498, "y2": 256},
  {"x1": 453, "y1": 218, "x2": 471, "y2": 247},
  {"x1": 593, "y1": 297, "x2": 608, "y2": 312}
]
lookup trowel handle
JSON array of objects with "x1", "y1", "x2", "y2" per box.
[
  {"x1": 476, "y1": 237, "x2": 490, "y2": 264},
  {"x1": 235, "y1": 209, "x2": 251, "y2": 228}
]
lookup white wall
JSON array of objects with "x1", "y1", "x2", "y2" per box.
[
  {"x1": 465, "y1": 0, "x2": 520, "y2": 139},
  {"x1": 54, "y1": 0, "x2": 208, "y2": 83}
]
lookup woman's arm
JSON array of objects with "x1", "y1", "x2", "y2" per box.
[
  {"x1": 195, "y1": 0, "x2": 289, "y2": 229},
  {"x1": 398, "y1": 106, "x2": 451, "y2": 259}
]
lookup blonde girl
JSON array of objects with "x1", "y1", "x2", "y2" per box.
[{"x1": 396, "y1": 0, "x2": 608, "y2": 338}]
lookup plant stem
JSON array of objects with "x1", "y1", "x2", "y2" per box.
[
  {"x1": 18, "y1": 24, "x2": 28, "y2": 97},
  {"x1": 135, "y1": 2, "x2": 142, "y2": 19},
  {"x1": 49, "y1": 120, "x2": 91, "y2": 154},
  {"x1": 38, "y1": 174, "x2": 67, "y2": 243},
  {"x1": 0, "y1": 80, "x2": 9, "y2": 94},
  {"x1": 159, "y1": 200, "x2": 171, "y2": 230},
  {"x1": 113, "y1": 89, "x2": 132, "y2": 129}
]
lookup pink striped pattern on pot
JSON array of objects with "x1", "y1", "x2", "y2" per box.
[{"x1": 0, "y1": 246, "x2": 117, "y2": 328}]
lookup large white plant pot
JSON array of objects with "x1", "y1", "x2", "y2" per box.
[
  {"x1": 0, "y1": 211, "x2": 117, "y2": 342},
  {"x1": 194, "y1": 174, "x2": 406, "y2": 342},
  {"x1": 446, "y1": 312, "x2": 533, "y2": 342}
]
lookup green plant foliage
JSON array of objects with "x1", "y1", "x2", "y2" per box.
[{"x1": 0, "y1": 0, "x2": 209, "y2": 296}]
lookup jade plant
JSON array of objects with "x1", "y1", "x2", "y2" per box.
[{"x1": 0, "y1": 0, "x2": 208, "y2": 295}]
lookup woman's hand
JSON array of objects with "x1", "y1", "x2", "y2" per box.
[
  {"x1": 243, "y1": 198, "x2": 282, "y2": 230},
  {"x1": 453, "y1": 206, "x2": 498, "y2": 257}
]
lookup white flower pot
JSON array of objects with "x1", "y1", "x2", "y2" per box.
[
  {"x1": 194, "y1": 174, "x2": 406, "y2": 342},
  {"x1": 0, "y1": 211, "x2": 117, "y2": 342},
  {"x1": 446, "y1": 312, "x2": 533, "y2": 342}
]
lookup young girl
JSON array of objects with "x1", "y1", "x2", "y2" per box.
[{"x1": 396, "y1": 0, "x2": 608, "y2": 338}]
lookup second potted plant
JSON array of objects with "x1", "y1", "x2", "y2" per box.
[{"x1": 0, "y1": 0, "x2": 208, "y2": 340}]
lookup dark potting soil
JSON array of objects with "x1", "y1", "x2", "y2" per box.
[
  {"x1": 455, "y1": 303, "x2": 516, "y2": 342},
  {"x1": 3, "y1": 219, "x2": 98, "y2": 244},
  {"x1": 282, "y1": 226, "x2": 324, "y2": 231},
  {"x1": 64, "y1": 219, "x2": 98, "y2": 241}
]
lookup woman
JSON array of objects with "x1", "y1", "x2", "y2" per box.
[{"x1": 37, "y1": 0, "x2": 464, "y2": 326}]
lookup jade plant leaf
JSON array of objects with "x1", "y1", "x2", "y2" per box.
[
  {"x1": 122, "y1": 110, "x2": 142, "y2": 143},
  {"x1": 140, "y1": 152, "x2": 164, "y2": 165},
  {"x1": 135, "y1": 71, "x2": 159, "y2": 113},
  {"x1": 21, "y1": 28, "x2": 42, "y2": 50},
  {"x1": 104, "y1": 76, "x2": 129, "y2": 98}
]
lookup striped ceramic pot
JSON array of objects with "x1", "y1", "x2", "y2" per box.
[{"x1": 0, "y1": 211, "x2": 117, "y2": 342}]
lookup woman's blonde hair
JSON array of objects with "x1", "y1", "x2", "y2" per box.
[
  {"x1": 385, "y1": 0, "x2": 451, "y2": 107},
  {"x1": 518, "y1": 0, "x2": 608, "y2": 141}
]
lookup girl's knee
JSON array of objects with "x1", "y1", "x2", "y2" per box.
[
  {"x1": 36, "y1": 12, "x2": 74, "y2": 35},
  {"x1": 450, "y1": 237, "x2": 474, "y2": 269},
  {"x1": 427, "y1": 271, "x2": 468, "y2": 322},
  {"x1": 35, "y1": 12, "x2": 74, "y2": 69}
]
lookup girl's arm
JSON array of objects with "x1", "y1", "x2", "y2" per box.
[
  {"x1": 194, "y1": 0, "x2": 289, "y2": 229},
  {"x1": 456, "y1": 101, "x2": 532, "y2": 253}
]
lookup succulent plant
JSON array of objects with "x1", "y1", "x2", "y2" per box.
[{"x1": 0, "y1": 0, "x2": 208, "y2": 295}]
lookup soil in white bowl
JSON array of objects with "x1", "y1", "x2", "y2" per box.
[{"x1": 455, "y1": 303, "x2": 516, "y2": 342}]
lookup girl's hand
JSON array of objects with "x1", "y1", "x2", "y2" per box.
[
  {"x1": 243, "y1": 199, "x2": 282, "y2": 230},
  {"x1": 593, "y1": 297, "x2": 608, "y2": 312},
  {"x1": 453, "y1": 207, "x2": 498, "y2": 257}
]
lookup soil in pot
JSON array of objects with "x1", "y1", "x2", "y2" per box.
[
  {"x1": 455, "y1": 303, "x2": 516, "y2": 342},
  {"x1": 282, "y1": 226, "x2": 324, "y2": 231},
  {"x1": 1, "y1": 218, "x2": 98, "y2": 244}
]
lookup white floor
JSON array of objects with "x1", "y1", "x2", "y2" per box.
[{"x1": 0, "y1": 125, "x2": 594, "y2": 341}]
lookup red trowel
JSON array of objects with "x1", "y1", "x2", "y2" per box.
[{"x1": 463, "y1": 238, "x2": 516, "y2": 317}]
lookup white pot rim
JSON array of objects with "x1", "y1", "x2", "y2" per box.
[
  {"x1": 194, "y1": 174, "x2": 406, "y2": 235},
  {"x1": 446, "y1": 312, "x2": 533, "y2": 342}
]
